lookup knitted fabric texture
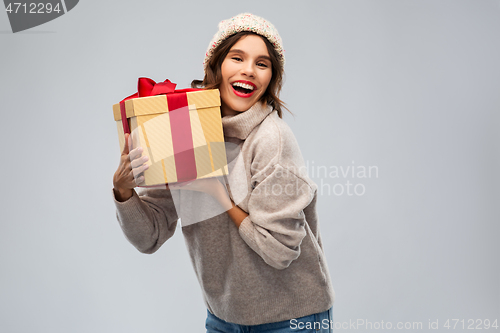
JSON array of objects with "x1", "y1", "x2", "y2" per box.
[
  {"x1": 203, "y1": 13, "x2": 285, "y2": 72},
  {"x1": 113, "y1": 102, "x2": 335, "y2": 325}
]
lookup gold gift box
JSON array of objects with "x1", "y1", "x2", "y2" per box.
[{"x1": 113, "y1": 89, "x2": 228, "y2": 186}]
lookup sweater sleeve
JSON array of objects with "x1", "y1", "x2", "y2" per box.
[
  {"x1": 113, "y1": 187, "x2": 179, "y2": 254},
  {"x1": 238, "y1": 164, "x2": 315, "y2": 270}
]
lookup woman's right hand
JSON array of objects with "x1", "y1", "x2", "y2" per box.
[{"x1": 113, "y1": 133, "x2": 149, "y2": 202}]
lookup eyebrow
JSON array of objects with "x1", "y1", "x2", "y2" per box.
[{"x1": 229, "y1": 49, "x2": 272, "y2": 61}]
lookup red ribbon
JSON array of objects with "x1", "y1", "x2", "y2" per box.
[{"x1": 119, "y1": 77, "x2": 201, "y2": 183}]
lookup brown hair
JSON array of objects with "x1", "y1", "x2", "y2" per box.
[{"x1": 192, "y1": 31, "x2": 288, "y2": 118}]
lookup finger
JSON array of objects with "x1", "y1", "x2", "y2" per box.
[
  {"x1": 121, "y1": 133, "x2": 130, "y2": 155},
  {"x1": 130, "y1": 153, "x2": 148, "y2": 168},
  {"x1": 132, "y1": 163, "x2": 149, "y2": 178},
  {"x1": 127, "y1": 168, "x2": 144, "y2": 185},
  {"x1": 134, "y1": 174, "x2": 145, "y2": 185},
  {"x1": 129, "y1": 147, "x2": 144, "y2": 162}
]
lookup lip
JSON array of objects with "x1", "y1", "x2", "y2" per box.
[
  {"x1": 230, "y1": 80, "x2": 257, "y2": 98},
  {"x1": 233, "y1": 80, "x2": 257, "y2": 89}
]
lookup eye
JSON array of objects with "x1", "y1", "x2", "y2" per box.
[
  {"x1": 232, "y1": 56, "x2": 243, "y2": 62},
  {"x1": 257, "y1": 62, "x2": 269, "y2": 68}
]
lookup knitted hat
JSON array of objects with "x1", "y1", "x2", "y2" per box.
[{"x1": 203, "y1": 13, "x2": 285, "y2": 72}]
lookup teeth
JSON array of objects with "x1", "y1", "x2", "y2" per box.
[{"x1": 232, "y1": 82, "x2": 254, "y2": 91}]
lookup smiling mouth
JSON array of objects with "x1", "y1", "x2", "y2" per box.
[{"x1": 231, "y1": 81, "x2": 256, "y2": 98}]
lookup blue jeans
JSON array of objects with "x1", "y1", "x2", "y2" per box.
[{"x1": 206, "y1": 307, "x2": 333, "y2": 333}]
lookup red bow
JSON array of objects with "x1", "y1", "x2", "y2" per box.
[
  {"x1": 138, "y1": 77, "x2": 177, "y2": 97},
  {"x1": 121, "y1": 77, "x2": 178, "y2": 102}
]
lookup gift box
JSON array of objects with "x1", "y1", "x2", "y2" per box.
[{"x1": 113, "y1": 78, "x2": 228, "y2": 186}]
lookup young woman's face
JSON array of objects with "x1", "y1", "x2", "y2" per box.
[{"x1": 219, "y1": 35, "x2": 273, "y2": 117}]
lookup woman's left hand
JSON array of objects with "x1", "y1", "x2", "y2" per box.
[{"x1": 169, "y1": 177, "x2": 231, "y2": 209}]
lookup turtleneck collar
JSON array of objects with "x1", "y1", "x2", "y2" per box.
[{"x1": 221, "y1": 102, "x2": 273, "y2": 140}]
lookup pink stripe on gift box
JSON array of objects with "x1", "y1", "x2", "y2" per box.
[{"x1": 168, "y1": 106, "x2": 197, "y2": 182}]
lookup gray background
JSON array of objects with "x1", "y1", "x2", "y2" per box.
[{"x1": 1, "y1": 0, "x2": 498, "y2": 332}]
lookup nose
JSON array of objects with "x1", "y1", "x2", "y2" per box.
[{"x1": 240, "y1": 61, "x2": 255, "y2": 78}]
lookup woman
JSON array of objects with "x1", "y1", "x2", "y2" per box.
[{"x1": 113, "y1": 13, "x2": 335, "y2": 333}]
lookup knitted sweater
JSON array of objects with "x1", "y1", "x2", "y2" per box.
[{"x1": 113, "y1": 102, "x2": 335, "y2": 325}]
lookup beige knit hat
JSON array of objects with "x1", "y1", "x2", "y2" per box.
[{"x1": 203, "y1": 13, "x2": 285, "y2": 72}]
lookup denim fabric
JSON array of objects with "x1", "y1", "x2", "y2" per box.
[{"x1": 206, "y1": 307, "x2": 333, "y2": 333}]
